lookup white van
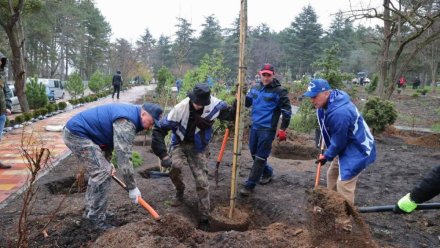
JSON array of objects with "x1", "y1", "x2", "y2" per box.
[{"x1": 37, "y1": 78, "x2": 65, "y2": 99}]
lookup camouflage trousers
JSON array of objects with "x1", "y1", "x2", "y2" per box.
[
  {"x1": 63, "y1": 127, "x2": 113, "y2": 224},
  {"x1": 170, "y1": 143, "x2": 210, "y2": 219}
]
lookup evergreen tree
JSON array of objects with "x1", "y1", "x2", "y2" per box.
[
  {"x1": 136, "y1": 28, "x2": 156, "y2": 67},
  {"x1": 153, "y1": 35, "x2": 173, "y2": 73},
  {"x1": 221, "y1": 16, "x2": 240, "y2": 82},
  {"x1": 65, "y1": 72, "x2": 85, "y2": 100},
  {"x1": 281, "y1": 5, "x2": 323, "y2": 78},
  {"x1": 191, "y1": 15, "x2": 223, "y2": 65},
  {"x1": 172, "y1": 17, "x2": 195, "y2": 76}
]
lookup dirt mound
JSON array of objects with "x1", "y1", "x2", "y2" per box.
[
  {"x1": 307, "y1": 187, "x2": 377, "y2": 248},
  {"x1": 272, "y1": 132, "x2": 318, "y2": 160},
  {"x1": 90, "y1": 213, "x2": 309, "y2": 248},
  {"x1": 405, "y1": 133, "x2": 440, "y2": 148}
]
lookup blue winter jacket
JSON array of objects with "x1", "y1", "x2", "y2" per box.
[
  {"x1": 318, "y1": 90, "x2": 376, "y2": 180},
  {"x1": 66, "y1": 103, "x2": 144, "y2": 149},
  {"x1": 245, "y1": 78, "x2": 291, "y2": 130}
]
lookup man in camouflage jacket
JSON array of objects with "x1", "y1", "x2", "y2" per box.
[
  {"x1": 0, "y1": 52, "x2": 12, "y2": 169},
  {"x1": 63, "y1": 102, "x2": 163, "y2": 231}
]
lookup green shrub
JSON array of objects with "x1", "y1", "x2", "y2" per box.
[
  {"x1": 26, "y1": 77, "x2": 48, "y2": 109},
  {"x1": 5, "y1": 117, "x2": 10, "y2": 127},
  {"x1": 88, "y1": 71, "x2": 107, "y2": 94},
  {"x1": 131, "y1": 151, "x2": 143, "y2": 168},
  {"x1": 366, "y1": 74, "x2": 378, "y2": 94},
  {"x1": 417, "y1": 88, "x2": 429, "y2": 95},
  {"x1": 111, "y1": 151, "x2": 144, "y2": 168},
  {"x1": 23, "y1": 112, "x2": 33, "y2": 121},
  {"x1": 363, "y1": 97, "x2": 398, "y2": 134},
  {"x1": 14, "y1": 115, "x2": 24, "y2": 124},
  {"x1": 65, "y1": 72, "x2": 85, "y2": 100},
  {"x1": 39, "y1": 107, "x2": 48, "y2": 116},
  {"x1": 52, "y1": 103, "x2": 59, "y2": 111},
  {"x1": 33, "y1": 109, "x2": 42, "y2": 118},
  {"x1": 411, "y1": 92, "x2": 419, "y2": 98},
  {"x1": 431, "y1": 123, "x2": 440, "y2": 133},
  {"x1": 289, "y1": 100, "x2": 318, "y2": 133},
  {"x1": 58, "y1": 101, "x2": 67, "y2": 110}
]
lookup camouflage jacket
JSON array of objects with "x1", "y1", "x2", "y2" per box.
[{"x1": 0, "y1": 68, "x2": 12, "y2": 115}]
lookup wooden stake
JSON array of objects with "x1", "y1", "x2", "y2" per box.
[{"x1": 229, "y1": 0, "x2": 247, "y2": 219}]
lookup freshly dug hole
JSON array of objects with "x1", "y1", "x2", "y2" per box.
[{"x1": 210, "y1": 206, "x2": 250, "y2": 232}]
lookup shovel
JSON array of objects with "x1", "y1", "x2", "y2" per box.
[
  {"x1": 358, "y1": 203, "x2": 440, "y2": 213},
  {"x1": 215, "y1": 128, "x2": 230, "y2": 187},
  {"x1": 314, "y1": 136, "x2": 325, "y2": 189},
  {"x1": 112, "y1": 175, "x2": 161, "y2": 221}
]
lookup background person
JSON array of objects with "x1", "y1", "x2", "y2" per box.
[
  {"x1": 63, "y1": 102, "x2": 162, "y2": 231},
  {"x1": 112, "y1": 70, "x2": 123, "y2": 99},
  {"x1": 0, "y1": 52, "x2": 12, "y2": 169}
]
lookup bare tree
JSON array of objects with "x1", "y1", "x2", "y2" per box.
[
  {"x1": 0, "y1": 0, "x2": 30, "y2": 112},
  {"x1": 347, "y1": 0, "x2": 440, "y2": 99}
]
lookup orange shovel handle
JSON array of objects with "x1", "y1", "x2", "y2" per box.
[
  {"x1": 112, "y1": 175, "x2": 161, "y2": 221},
  {"x1": 314, "y1": 136, "x2": 326, "y2": 189},
  {"x1": 137, "y1": 196, "x2": 161, "y2": 221},
  {"x1": 217, "y1": 128, "x2": 230, "y2": 162}
]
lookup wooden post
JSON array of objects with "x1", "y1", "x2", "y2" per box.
[{"x1": 229, "y1": 0, "x2": 247, "y2": 219}]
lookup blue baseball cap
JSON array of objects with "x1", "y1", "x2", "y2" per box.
[
  {"x1": 142, "y1": 103, "x2": 163, "y2": 125},
  {"x1": 303, "y1": 79, "x2": 331, "y2": 98}
]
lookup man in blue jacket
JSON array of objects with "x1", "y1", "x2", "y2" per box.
[
  {"x1": 63, "y1": 102, "x2": 162, "y2": 231},
  {"x1": 303, "y1": 79, "x2": 376, "y2": 205},
  {"x1": 240, "y1": 64, "x2": 292, "y2": 196}
]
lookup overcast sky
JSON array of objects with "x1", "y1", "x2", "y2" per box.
[{"x1": 94, "y1": 0, "x2": 382, "y2": 42}]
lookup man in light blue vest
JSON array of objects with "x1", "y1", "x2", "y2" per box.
[{"x1": 63, "y1": 102, "x2": 162, "y2": 231}]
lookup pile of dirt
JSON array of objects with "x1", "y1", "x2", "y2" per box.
[
  {"x1": 272, "y1": 132, "x2": 318, "y2": 160},
  {"x1": 405, "y1": 133, "x2": 440, "y2": 148},
  {"x1": 307, "y1": 187, "x2": 377, "y2": 248}
]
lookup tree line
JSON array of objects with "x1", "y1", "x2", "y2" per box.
[{"x1": 0, "y1": 0, "x2": 439, "y2": 112}]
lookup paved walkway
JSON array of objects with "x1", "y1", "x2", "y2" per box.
[{"x1": 0, "y1": 85, "x2": 150, "y2": 207}]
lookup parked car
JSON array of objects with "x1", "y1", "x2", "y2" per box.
[
  {"x1": 8, "y1": 83, "x2": 55, "y2": 113},
  {"x1": 37, "y1": 78, "x2": 64, "y2": 99},
  {"x1": 352, "y1": 72, "x2": 371, "y2": 85},
  {"x1": 7, "y1": 84, "x2": 21, "y2": 113}
]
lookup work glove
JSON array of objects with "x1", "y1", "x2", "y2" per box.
[
  {"x1": 161, "y1": 157, "x2": 172, "y2": 168},
  {"x1": 315, "y1": 154, "x2": 327, "y2": 166},
  {"x1": 393, "y1": 193, "x2": 417, "y2": 214},
  {"x1": 277, "y1": 129, "x2": 287, "y2": 142},
  {"x1": 128, "y1": 187, "x2": 141, "y2": 204}
]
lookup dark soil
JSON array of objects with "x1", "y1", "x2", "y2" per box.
[{"x1": 1, "y1": 91, "x2": 439, "y2": 247}]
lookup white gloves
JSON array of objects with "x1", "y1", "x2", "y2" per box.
[{"x1": 128, "y1": 187, "x2": 141, "y2": 204}]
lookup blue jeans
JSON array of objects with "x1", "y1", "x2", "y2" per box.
[
  {"x1": 245, "y1": 129, "x2": 275, "y2": 188},
  {"x1": 0, "y1": 114, "x2": 6, "y2": 140}
]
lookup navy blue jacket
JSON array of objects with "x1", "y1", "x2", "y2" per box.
[
  {"x1": 245, "y1": 78, "x2": 291, "y2": 130},
  {"x1": 66, "y1": 103, "x2": 144, "y2": 149}
]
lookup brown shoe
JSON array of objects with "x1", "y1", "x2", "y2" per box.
[{"x1": 0, "y1": 161, "x2": 11, "y2": 169}]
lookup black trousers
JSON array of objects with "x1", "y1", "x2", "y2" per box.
[{"x1": 112, "y1": 85, "x2": 120, "y2": 99}]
